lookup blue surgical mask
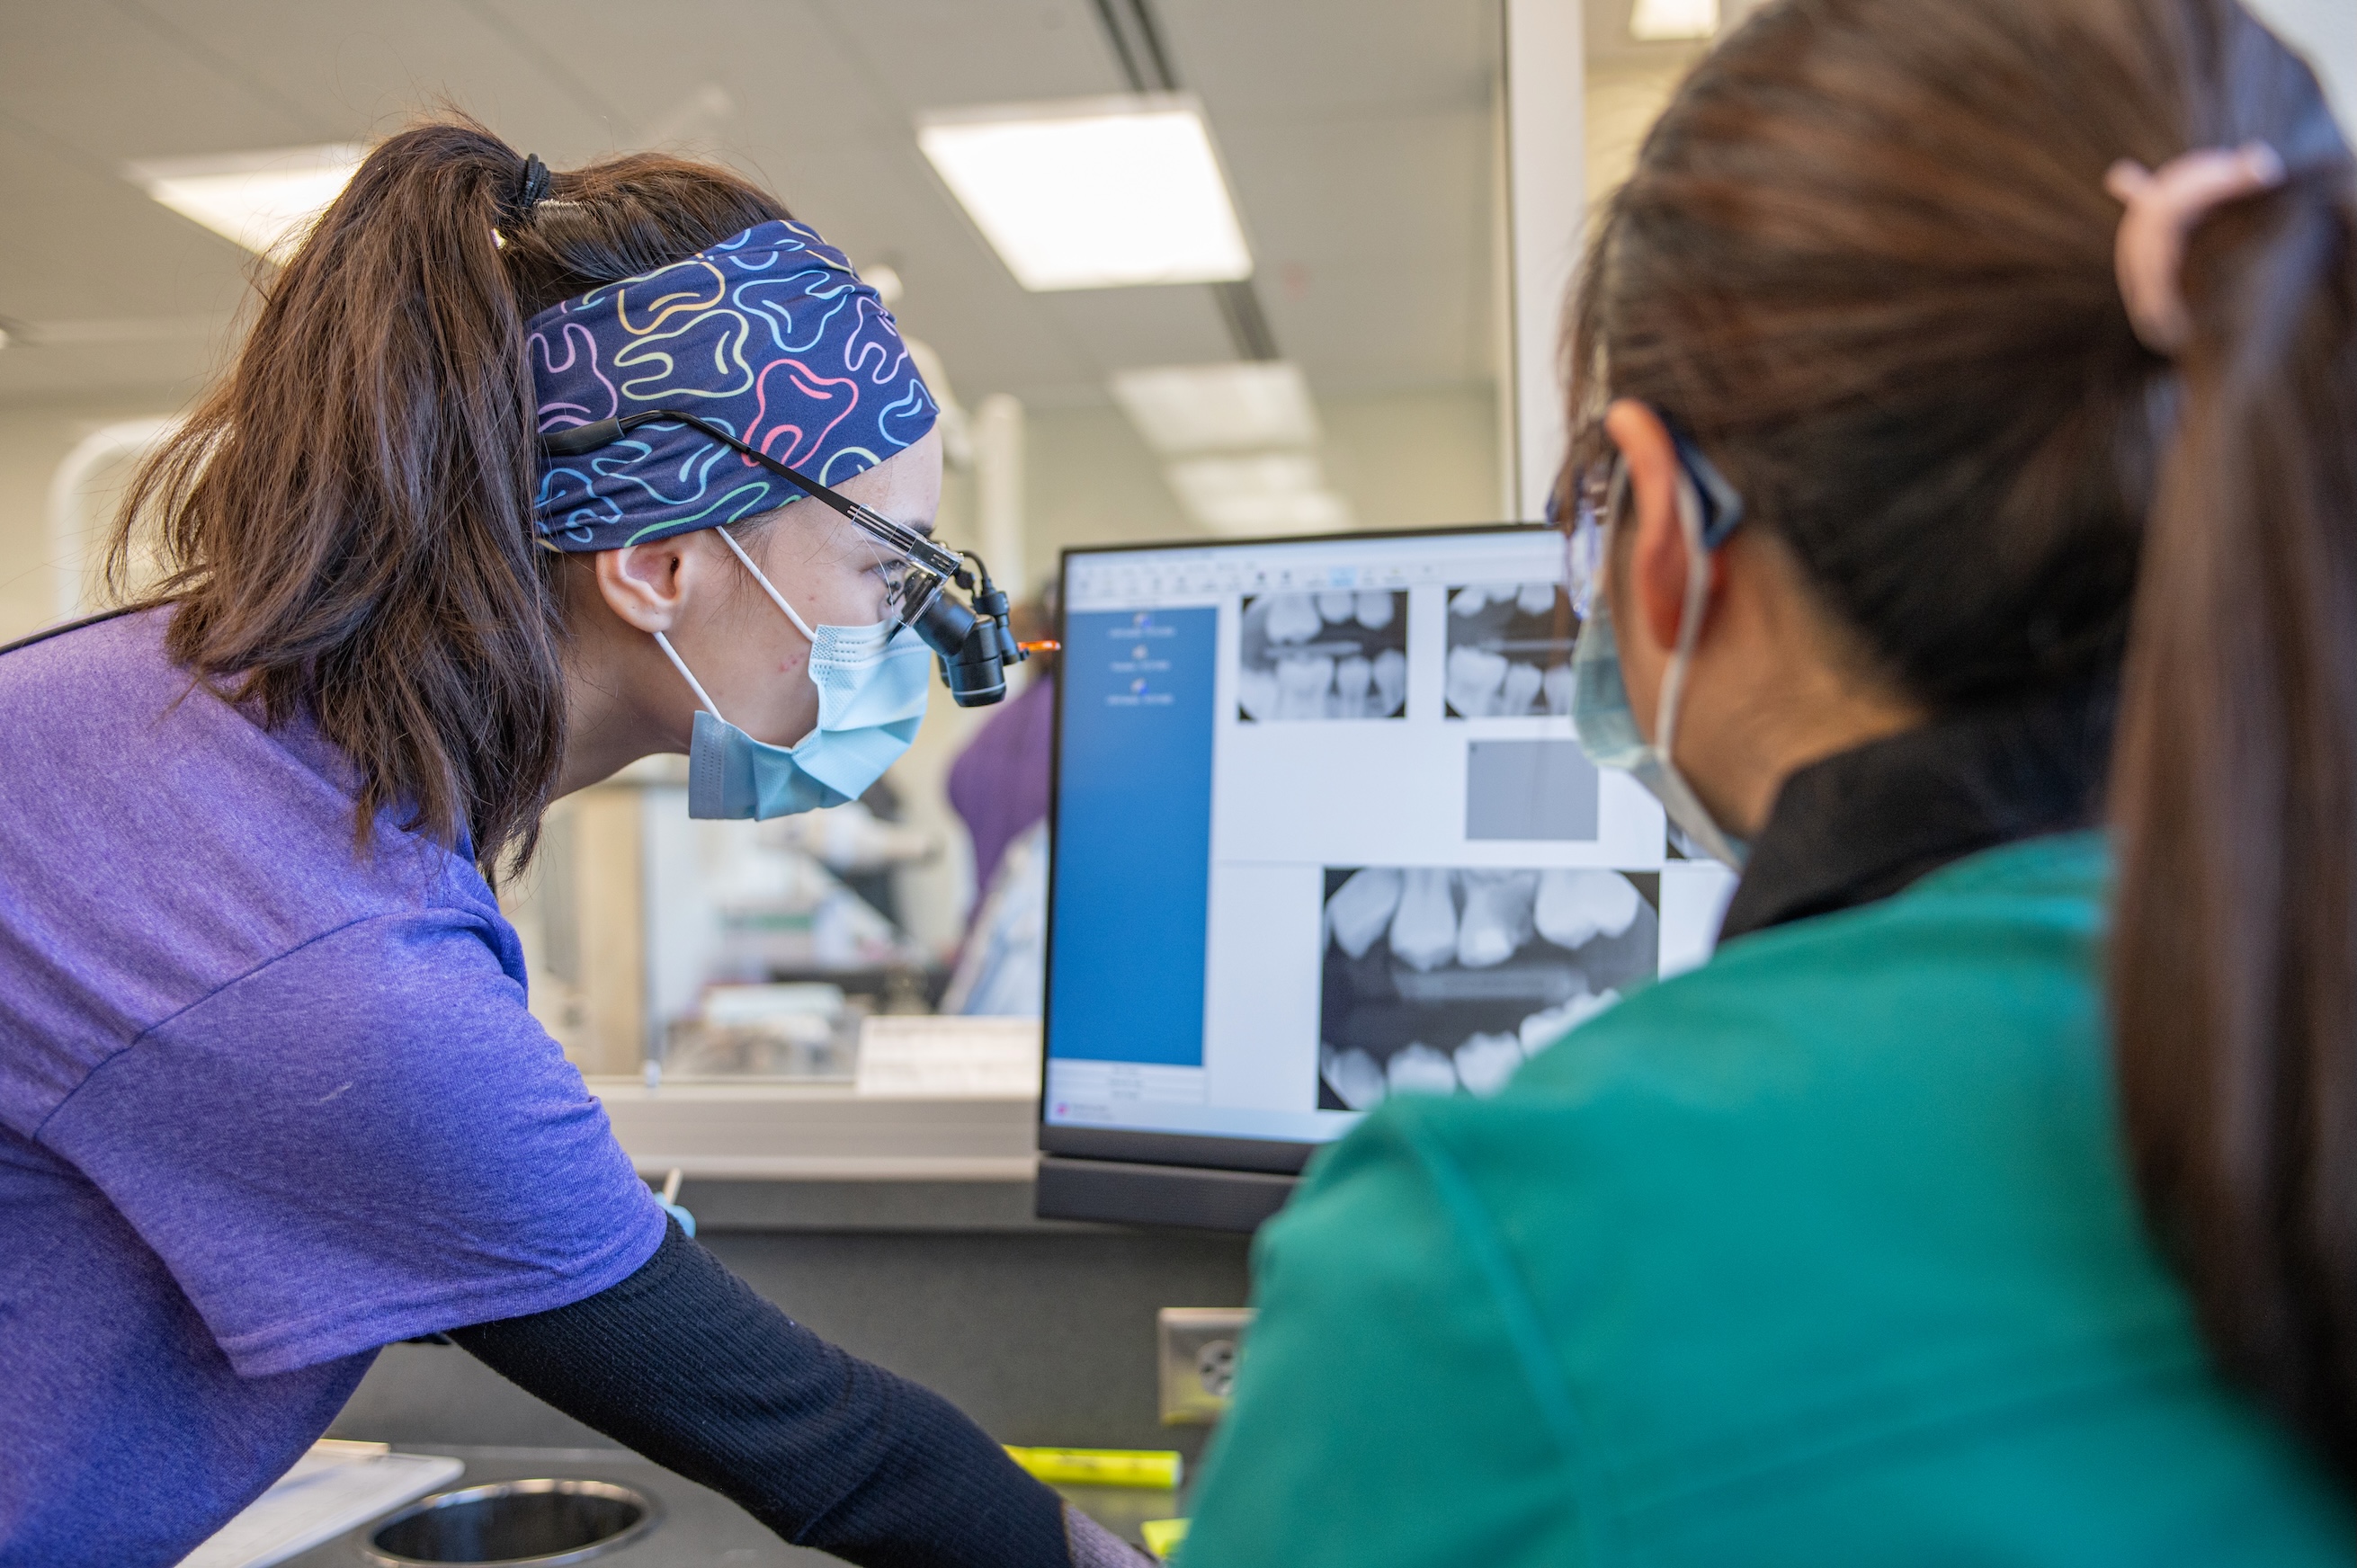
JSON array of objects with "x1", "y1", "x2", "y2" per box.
[
  {"x1": 1569, "y1": 443, "x2": 1752, "y2": 869},
  {"x1": 654, "y1": 530, "x2": 932, "y2": 820}
]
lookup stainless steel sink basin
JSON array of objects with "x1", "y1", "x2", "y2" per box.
[{"x1": 363, "y1": 1479, "x2": 659, "y2": 1566}]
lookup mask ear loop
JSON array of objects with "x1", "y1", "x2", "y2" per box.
[
  {"x1": 657, "y1": 526, "x2": 826, "y2": 726},
  {"x1": 653, "y1": 631, "x2": 728, "y2": 725},
  {"x1": 1649, "y1": 471, "x2": 1716, "y2": 766},
  {"x1": 656, "y1": 523, "x2": 876, "y2": 729},
  {"x1": 712, "y1": 526, "x2": 818, "y2": 641}
]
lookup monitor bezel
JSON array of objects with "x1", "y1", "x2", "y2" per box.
[{"x1": 1036, "y1": 521, "x2": 1559, "y2": 1187}]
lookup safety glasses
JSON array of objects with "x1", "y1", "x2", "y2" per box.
[
  {"x1": 540, "y1": 413, "x2": 1037, "y2": 706},
  {"x1": 540, "y1": 410, "x2": 963, "y2": 625},
  {"x1": 1548, "y1": 414, "x2": 1745, "y2": 619}
]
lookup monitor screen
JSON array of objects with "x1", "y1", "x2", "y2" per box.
[{"x1": 1037, "y1": 526, "x2": 1737, "y2": 1228}]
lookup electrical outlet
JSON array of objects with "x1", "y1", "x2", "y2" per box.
[{"x1": 1157, "y1": 1307, "x2": 1254, "y2": 1425}]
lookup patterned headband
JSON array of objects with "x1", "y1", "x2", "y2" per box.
[{"x1": 528, "y1": 219, "x2": 938, "y2": 551}]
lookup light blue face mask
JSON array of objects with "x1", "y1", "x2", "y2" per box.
[
  {"x1": 1568, "y1": 433, "x2": 1752, "y2": 869},
  {"x1": 654, "y1": 529, "x2": 932, "y2": 820}
]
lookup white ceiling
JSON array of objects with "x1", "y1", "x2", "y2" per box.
[{"x1": 0, "y1": 0, "x2": 1504, "y2": 407}]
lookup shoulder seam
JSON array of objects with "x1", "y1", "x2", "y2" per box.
[
  {"x1": 31, "y1": 908, "x2": 483, "y2": 1144},
  {"x1": 1394, "y1": 1108, "x2": 1615, "y2": 1561}
]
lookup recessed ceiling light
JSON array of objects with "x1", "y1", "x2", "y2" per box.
[
  {"x1": 1629, "y1": 0, "x2": 1719, "y2": 41},
  {"x1": 917, "y1": 95, "x2": 1252, "y2": 290},
  {"x1": 1165, "y1": 452, "x2": 1353, "y2": 537},
  {"x1": 127, "y1": 144, "x2": 364, "y2": 261},
  {"x1": 1112, "y1": 361, "x2": 1320, "y2": 455}
]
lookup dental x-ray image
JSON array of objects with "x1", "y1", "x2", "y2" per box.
[
  {"x1": 1444, "y1": 581, "x2": 1577, "y2": 718},
  {"x1": 1237, "y1": 590, "x2": 1410, "y2": 721},
  {"x1": 1317, "y1": 865, "x2": 1657, "y2": 1109}
]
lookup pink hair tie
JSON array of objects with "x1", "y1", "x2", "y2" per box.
[{"x1": 2104, "y1": 142, "x2": 2287, "y2": 354}]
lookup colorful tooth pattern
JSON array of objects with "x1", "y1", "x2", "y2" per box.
[{"x1": 526, "y1": 219, "x2": 938, "y2": 551}]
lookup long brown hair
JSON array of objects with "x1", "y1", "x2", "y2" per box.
[
  {"x1": 1571, "y1": 0, "x2": 2357, "y2": 1478},
  {"x1": 114, "y1": 115, "x2": 789, "y2": 878}
]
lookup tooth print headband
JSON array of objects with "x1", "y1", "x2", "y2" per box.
[{"x1": 528, "y1": 218, "x2": 938, "y2": 550}]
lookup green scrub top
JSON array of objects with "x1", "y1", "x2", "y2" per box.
[{"x1": 1179, "y1": 834, "x2": 2354, "y2": 1565}]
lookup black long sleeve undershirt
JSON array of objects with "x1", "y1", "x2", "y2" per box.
[{"x1": 449, "y1": 1218, "x2": 1076, "y2": 1568}]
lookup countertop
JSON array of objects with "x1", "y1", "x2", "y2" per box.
[
  {"x1": 594, "y1": 1080, "x2": 1039, "y2": 1184},
  {"x1": 278, "y1": 1444, "x2": 1180, "y2": 1566}
]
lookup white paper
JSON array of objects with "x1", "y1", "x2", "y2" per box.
[
  {"x1": 855, "y1": 1016, "x2": 1043, "y2": 1099},
  {"x1": 180, "y1": 1441, "x2": 463, "y2": 1568}
]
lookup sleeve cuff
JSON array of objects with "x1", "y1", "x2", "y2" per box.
[{"x1": 1065, "y1": 1502, "x2": 1159, "y2": 1567}]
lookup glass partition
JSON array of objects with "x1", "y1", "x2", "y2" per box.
[{"x1": 496, "y1": 1, "x2": 1527, "y2": 1083}]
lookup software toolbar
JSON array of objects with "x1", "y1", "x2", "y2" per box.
[{"x1": 1064, "y1": 529, "x2": 1567, "y2": 610}]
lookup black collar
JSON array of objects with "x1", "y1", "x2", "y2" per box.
[{"x1": 1717, "y1": 677, "x2": 2115, "y2": 943}]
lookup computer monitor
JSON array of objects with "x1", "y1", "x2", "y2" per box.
[{"x1": 1034, "y1": 525, "x2": 1737, "y2": 1231}]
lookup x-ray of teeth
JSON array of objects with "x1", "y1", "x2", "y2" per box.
[
  {"x1": 1517, "y1": 989, "x2": 1620, "y2": 1055},
  {"x1": 1388, "y1": 1042, "x2": 1460, "y2": 1096},
  {"x1": 1320, "y1": 1044, "x2": 1389, "y2": 1110},
  {"x1": 1535, "y1": 868, "x2": 1642, "y2": 949},
  {"x1": 1371, "y1": 646, "x2": 1406, "y2": 712},
  {"x1": 1388, "y1": 868, "x2": 1460, "y2": 971},
  {"x1": 1542, "y1": 662, "x2": 1573, "y2": 714},
  {"x1": 1334, "y1": 655, "x2": 1373, "y2": 717},
  {"x1": 1318, "y1": 864, "x2": 1658, "y2": 1108},
  {"x1": 1453, "y1": 1030, "x2": 1526, "y2": 1096},
  {"x1": 1445, "y1": 580, "x2": 1578, "y2": 719},
  {"x1": 1325, "y1": 867, "x2": 1402, "y2": 958},
  {"x1": 1456, "y1": 869, "x2": 1538, "y2": 968},
  {"x1": 1238, "y1": 590, "x2": 1409, "y2": 722}
]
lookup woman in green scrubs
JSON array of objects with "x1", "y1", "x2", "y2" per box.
[{"x1": 1179, "y1": 0, "x2": 2357, "y2": 1562}]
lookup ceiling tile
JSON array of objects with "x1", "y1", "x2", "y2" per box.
[{"x1": 0, "y1": 0, "x2": 1505, "y2": 413}]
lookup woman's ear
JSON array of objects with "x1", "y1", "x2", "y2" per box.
[
  {"x1": 1603, "y1": 400, "x2": 1701, "y2": 661},
  {"x1": 593, "y1": 539, "x2": 694, "y2": 633}
]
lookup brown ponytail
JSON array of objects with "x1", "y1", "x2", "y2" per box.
[
  {"x1": 1569, "y1": 0, "x2": 2357, "y2": 1482},
  {"x1": 113, "y1": 114, "x2": 788, "y2": 878},
  {"x1": 2109, "y1": 74, "x2": 2357, "y2": 1470}
]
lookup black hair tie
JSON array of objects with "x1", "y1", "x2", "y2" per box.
[{"x1": 513, "y1": 154, "x2": 553, "y2": 219}]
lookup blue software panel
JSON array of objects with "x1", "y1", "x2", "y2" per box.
[{"x1": 1049, "y1": 605, "x2": 1219, "y2": 1067}]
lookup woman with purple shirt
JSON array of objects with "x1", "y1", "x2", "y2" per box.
[{"x1": 0, "y1": 119, "x2": 1142, "y2": 1568}]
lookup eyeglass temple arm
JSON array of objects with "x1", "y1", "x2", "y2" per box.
[{"x1": 539, "y1": 413, "x2": 964, "y2": 579}]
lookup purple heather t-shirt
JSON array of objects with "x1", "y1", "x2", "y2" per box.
[{"x1": 0, "y1": 610, "x2": 666, "y2": 1567}]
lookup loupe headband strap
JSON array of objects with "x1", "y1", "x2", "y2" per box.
[{"x1": 539, "y1": 412, "x2": 962, "y2": 585}]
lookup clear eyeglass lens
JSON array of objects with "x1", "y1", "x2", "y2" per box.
[
  {"x1": 884, "y1": 562, "x2": 949, "y2": 624},
  {"x1": 1565, "y1": 464, "x2": 1610, "y2": 620}
]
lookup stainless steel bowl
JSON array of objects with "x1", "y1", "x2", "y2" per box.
[{"x1": 362, "y1": 1479, "x2": 660, "y2": 1566}]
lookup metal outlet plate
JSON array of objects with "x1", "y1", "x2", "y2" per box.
[{"x1": 1157, "y1": 1307, "x2": 1254, "y2": 1425}]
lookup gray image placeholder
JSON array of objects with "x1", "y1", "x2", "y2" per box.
[{"x1": 1466, "y1": 739, "x2": 1598, "y2": 842}]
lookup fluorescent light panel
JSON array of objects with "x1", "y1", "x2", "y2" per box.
[
  {"x1": 918, "y1": 96, "x2": 1251, "y2": 290},
  {"x1": 1112, "y1": 361, "x2": 1320, "y2": 455},
  {"x1": 1166, "y1": 452, "x2": 1353, "y2": 537},
  {"x1": 1629, "y1": 0, "x2": 1719, "y2": 40},
  {"x1": 128, "y1": 144, "x2": 363, "y2": 260}
]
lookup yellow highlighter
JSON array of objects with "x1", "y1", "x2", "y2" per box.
[
  {"x1": 1003, "y1": 1445, "x2": 1183, "y2": 1490},
  {"x1": 1141, "y1": 1518, "x2": 1191, "y2": 1560}
]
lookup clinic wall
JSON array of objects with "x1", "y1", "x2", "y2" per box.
[
  {"x1": 1586, "y1": 61, "x2": 1688, "y2": 209},
  {"x1": 7, "y1": 381, "x2": 1496, "y2": 655},
  {"x1": 2249, "y1": 0, "x2": 2355, "y2": 121},
  {"x1": 1321, "y1": 383, "x2": 1509, "y2": 529},
  {"x1": 1020, "y1": 382, "x2": 1504, "y2": 594},
  {"x1": 0, "y1": 392, "x2": 190, "y2": 646},
  {"x1": 331, "y1": 1204, "x2": 1254, "y2": 1461}
]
